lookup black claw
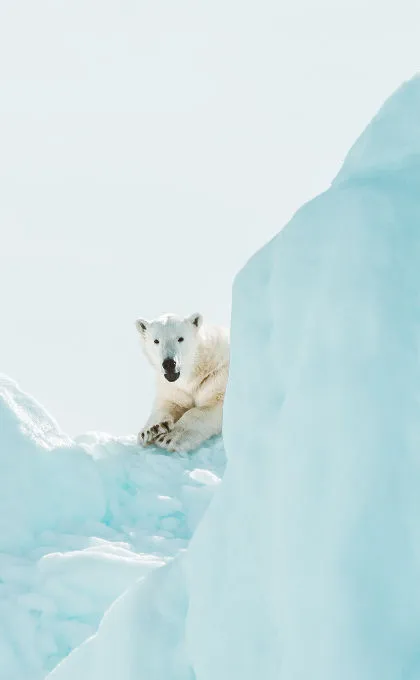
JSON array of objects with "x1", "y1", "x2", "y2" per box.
[
  {"x1": 162, "y1": 421, "x2": 170, "y2": 432},
  {"x1": 166, "y1": 438, "x2": 172, "y2": 445},
  {"x1": 141, "y1": 432, "x2": 144, "y2": 439}
]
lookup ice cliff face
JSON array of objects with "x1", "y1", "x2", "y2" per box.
[
  {"x1": 335, "y1": 74, "x2": 420, "y2": 184},
  {"x1": 186, "y1": 74, "x2": 420, "y2": 680}
]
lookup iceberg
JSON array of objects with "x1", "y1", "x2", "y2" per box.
[{"x1": 186, "y1": 74, "x2": 420, "y2": 680}]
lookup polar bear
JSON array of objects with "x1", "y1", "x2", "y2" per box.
[{"x1": 135, "y1": 312, "x2": 229, "y2": 453}]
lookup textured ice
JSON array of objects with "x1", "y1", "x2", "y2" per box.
[
  {"x1": 47, "y1": 557, "x2": 191, "y2": 680},
  {"x1": 0, "y1": 376, "x2": 225, "y2": 679},
  {"x1": 186, "y1": 74, "x2": 420, "y2": 680}
]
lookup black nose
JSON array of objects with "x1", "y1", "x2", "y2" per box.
[{"x1": 162, "y1": 358, "x2": 176, "y2": 373}]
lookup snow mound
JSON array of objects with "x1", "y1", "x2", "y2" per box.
[{"x1": 0, "y1": 375, "x2": 225, "y2": 679}]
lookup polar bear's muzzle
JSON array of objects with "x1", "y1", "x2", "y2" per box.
[
  {"x1": 162, "y1": 358, "x2": 180, "y2": 382},
  {"x1": 165, "y1": 372, "x2": 180, "y2": 382}
]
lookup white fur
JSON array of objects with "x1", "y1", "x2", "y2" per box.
[{"x1": 135, "y1": 313, "x2": 230, "y2": 453}]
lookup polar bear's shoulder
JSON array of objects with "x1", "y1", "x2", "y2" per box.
[{"x1": 200, "y1": 324, "x2": 230, "y2": 361}]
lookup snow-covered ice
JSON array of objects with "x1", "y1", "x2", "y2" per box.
[
  {"x1": 47, "y1": 557, "x2": 191, "y2": 680},
  {"x1": 0, "y1": 375, "x2": 225, "y2": 679}
]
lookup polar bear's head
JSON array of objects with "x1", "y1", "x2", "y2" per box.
[{"x1": 135, "y1": 313, "x2": 203, "y2": 383}]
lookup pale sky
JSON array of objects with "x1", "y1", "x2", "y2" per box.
[{"x1": 0, "y1": 0, "x2": 419, "y2": 436}]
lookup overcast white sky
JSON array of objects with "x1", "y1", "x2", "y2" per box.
[{"x1": 0, "y1": 0, "x2": 419, "y2": 435}]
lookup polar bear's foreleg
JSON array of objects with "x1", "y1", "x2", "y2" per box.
[
  {"x1": 156, "y1": 403, "x2": 223, "y2": 453},
  {"x1": 137, "y1": 402, "x2": 185, "y2": 446}
]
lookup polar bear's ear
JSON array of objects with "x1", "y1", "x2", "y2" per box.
[
  {"x1": 187, "y1": 313, "x2": 203, "y2": 329},
  {"x1": 135, "y1": 318, "x2": 149, "y2": 336}
]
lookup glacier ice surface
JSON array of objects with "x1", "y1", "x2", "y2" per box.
[{"x1": 186, "y1": 74, "x2": 420, "y2": 680}]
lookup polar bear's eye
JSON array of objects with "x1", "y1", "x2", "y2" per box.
[
  {"x1": 154, "y1": 339, "x2": 160, "y2": 344},
  {"x1": 178, "y1": 337, "x2": 184, "y2": 343}
]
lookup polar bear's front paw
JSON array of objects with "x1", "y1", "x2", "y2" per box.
[
  {"x1": 137, "y1": 418, "x2": 174, "y2": 446},
  {"x1": 155, "y1": 426, "x2": 201, "y2": 453}
]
